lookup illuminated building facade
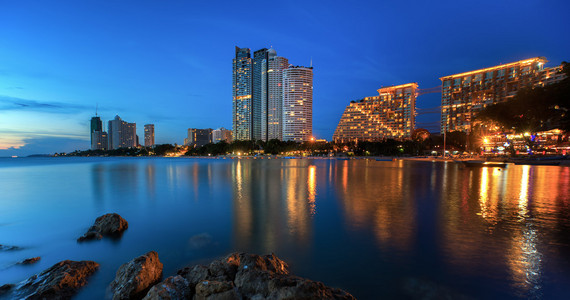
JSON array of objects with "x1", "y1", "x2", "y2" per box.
[
  {"x1": 144, "y1": 124, "x2": 155, "y2": 147},
  {"x1": 212, "y1": 127, "x2": 233, "y2": 143},
  {"x1": 108, "y1": 115, "x2": 136, "y2": 149},
  {"x1": 184, "y1": 128, "x2": 212, "y2": 147},
  {"x1": 91, "y1": 130, "x2": 108, "y2": 150},
  {"x1": 282, "y1": 66, "x2": 313, "y2": 142},
  {"x1": 439, "y1": 57, "x2": 566, "y2": 133},
  {"x1": 232, "y1": 46, "x2": 253, "y2": 140},
  {"x1": 252, "y1": 48, "x2": 269, "y2": 141},
  {"x1": 333, "y1": 83, "x2": 417, "y2": 142},
  {"x1": 90, "y1": 116, "x2": 102, "y2": 147},
  {"x1": 262, "y1": 51, "x2": 288, "y2": 141}
]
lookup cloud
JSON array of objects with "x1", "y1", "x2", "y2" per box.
[
  {"x1": 0, "y1": 95, "x2": 89, "y2": 113},
  {"x1": 0, "y1": 135, "x2": 89, "y2": 156}
]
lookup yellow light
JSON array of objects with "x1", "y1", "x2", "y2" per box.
[
  {"x1": 483, "y1": 138, "x2": 489, "y2": 144},
  {"x1": 524, "y1": 132, "x2": 530, "y2": 137}
]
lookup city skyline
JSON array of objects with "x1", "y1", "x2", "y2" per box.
[{"x1": 1, "y1": 1, "x2": 569, "y2": 156}]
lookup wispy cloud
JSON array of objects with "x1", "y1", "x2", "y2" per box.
[{"x1": 0, "y1": 95, "x2": 89, "y2": 113}]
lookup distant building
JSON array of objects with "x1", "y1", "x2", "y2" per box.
[
  {"x1": 212, "y1": 127, "x2": 233, "y2": 143},
  {"x1": 185, "y1": 128, "x2": 213, "y2": 147},
  {"x1": 253, "y1": 48, "x2": 269, "y2": 141},
  {"x1": 90, "y1": 116, "x2": 102, "y2": 147},
  {"x1": 333, "y1": 83, "x2": 417, "y2": 142},
  {"x1": 144, "y1": 124, "x2": 155, "y2": 147},
  {"x1": 91, "y1": 130, "x2": 108, "y2": 150},
  {"x1": 262, "y1": 50, "x2": 288, "y2": 141},
  {"x1": 282, "y1": 66, "x2": 313, "y2": 142},
  {"x1": 108, "y1": 115, "x2": 137, "y2": 149},
  {"x1": 439, "y1": 57, "x2": 567, "y2": 133},
  {"x1": 233, "y1": 46, "x2": 253, "y2": 141}
]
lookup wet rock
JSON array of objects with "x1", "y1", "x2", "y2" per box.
[
  {"x1": 0, "y1": 244, "x2": 21, "y2": 251},
  {"x1": 142, "y1": 275, "x2": 192, "y2": 300},
  {"x1": 0, "y1": 284, "x2": 14, "y2": 296},
  {"x1": 18, "y1": 257, "x2": 41, "y2": 265},
  {"x1": 16, "y1": 260, "x2": 99, "y2": 299},
  {"x1": 78, "y1": 213, "x2": 128, "y2": 242},
  {"x1": 175, "y1": 252, "x2": 355, "y2": 300},
  {"x1": 194, "y1": 280, "x2": 238, "y2": 300},
  {"x1": 109, "y1": 251, "x2": 163, "y2": 300}
]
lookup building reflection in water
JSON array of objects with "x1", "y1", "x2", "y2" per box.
[
  {"x1": 334, "y1": 159, "x2": 416, "y2": 254},
  {"x1": 231, "y1": 159, "x2": 315, "y2": 253}
]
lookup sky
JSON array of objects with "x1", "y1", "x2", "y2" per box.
[{"x1": 1, "y1": 0, "x2": 569, "y2": 156}]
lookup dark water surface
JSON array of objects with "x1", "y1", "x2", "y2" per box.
[{"x1": 1, "y1": 157, "x2": 570, "y2": 299}]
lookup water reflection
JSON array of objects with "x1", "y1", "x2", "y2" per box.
[{"x1": 231, "y1": 159, "x2": 316, "y2": 252}]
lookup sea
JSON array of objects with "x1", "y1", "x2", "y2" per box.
[{"x1": 1, "y1": 157, "x2": 570, "y2": 299}]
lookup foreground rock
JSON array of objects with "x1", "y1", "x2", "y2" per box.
[
  {"x1": 18, "y1": 257, "x2": 41, "y2": 265},
  {"x1": 0, "y1": 244, "x2": 21, "y2": 251},
  {"x1": 0, "y1": 284, "x2": 14, "y2": 296},
  {"x1": 14, "y1": 260, "x2": 99, "y2": 299},
  {"x1": 147, "y1": 252, "x2": 356, "y2": 300},
  {"x1": 78, "y1": 213, "x2": 128, "y2": 242},
  {"x1": 109, "y1": 251, "x2": 163, "y2": 300}
]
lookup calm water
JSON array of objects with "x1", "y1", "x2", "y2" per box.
[{"x1": 1, "y1": 157, "x2": 570, "y2": 299}]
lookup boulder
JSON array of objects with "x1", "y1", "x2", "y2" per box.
[
  {"x1": 15, "y1": 260, "x2": 99, "y2": 300},
  {"x1": 0, "y1": 244, "x2": 20, "y2": 251},
  {"x1": 0, "y1": 284, "x2": 14, "y2": 296},
  {"x1": 78, "y1": 213, "x2": 128, "y2": 242},
  {"x1": 142, "y1": 275, "x2": 192, "y2": 300},
  {"x1": 18, "y1": 257, "x2": 41, "y2": 265},
  {"x1": 109, "y1": 251, "x2": 163, "y2": 300},
  {"x1": 173, "y1": 252, "x2": 355, "y2": 300}
]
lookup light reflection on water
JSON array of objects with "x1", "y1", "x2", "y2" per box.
[{"x1": 0, "y1": 157, "x2": 569, "y2": 299}]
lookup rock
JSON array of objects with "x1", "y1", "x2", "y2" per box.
[
  {"x1": 0, "y1": 284, "x2": 14, "y2": 296},
  {"x1": 0, "y1": 244, "x2": 21, "y2": 251},
  {"x1": 15, "y1": 260, "x2": 99, "y2": 300},
  {"x1": 174, "y1": 252, "x2": 355, "y2": 300},
  {"x1": 18, "y1": 257, "x2": 41, "y2": 265},
  {"x1": 109, "y1": 251, "x2": 163, "y2": 300},
  {"x1": 142, "y1": 275, "x2": 192, "y2": 300},
  {"x1": 78, "y1": 213, "x2": 128, "y2": 242},
  {"x1": 194, "y1": 280, "x2": 238, "y2": 300}
]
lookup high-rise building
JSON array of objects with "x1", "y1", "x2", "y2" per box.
[
  {"x1": 282, "y1": 66, "x2": 313, "y2": 142},
  {"x1": 144, "y1": 124, "x2": 155, "y2": 147},
  {"x1": 212, "y1": 127, "x2": 233, "y2": 143},
  {"x1": 90, "y1": 116, "x2": 102, "y2": 146},
  {"x1": 333, "y1": 83, "x2": 417, "y2": 143},
  {"x1": 184, "y1": 128, "x2": 213, "y2": 147},
  {"x1": 91, "y1": 131, "x2": 108, "y2": 150},
  {"x1": 232, "y1": 46, "x2": 253, "y2": 141},
  {"x1": 253, "y1": 48, "x2": 269, "y2": 141},
  {"x1": 262, "y1": 49, "x2": 288, "y2": 141},
  {"x1": 439, "y1": 57, "x2": 566, "y2": 133},
  {"x1": 108, "y1": 115, "x2": 137, "y2": 149}
]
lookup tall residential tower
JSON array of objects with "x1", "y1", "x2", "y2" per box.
[
  {"x1": 282, "y1": 66, "x2": 313, "y2": 142},
  {"x1": 144, "y1": 124, "x2": 155, "y2": 147},
  {"x1": 232, "y1": 47, "x2": 253, "y2": 141}
]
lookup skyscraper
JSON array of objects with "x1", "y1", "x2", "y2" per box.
[
  {"x1": 212, "y1": 127, "x2": 233, "y2": 143},
  {"x1": 108, "y1": 115, "x2": 136, "y2": 149},
  {"x1": 253, "y1": 48, "x2": 269, "y2": 141},
  {"x1": 144, "y1": 124, "x2": 155, "y2": 147},
  {"x1": 184, "y1": 128, "x2": 213, "y2": 147},
  {"x1": 90, "y1": 116, "x2": 102, "y2": 146},
  {"x1": 262, "y1": 49, "x2": 288, "y2": 141},
  {"x1": 232, "y1": 46, "x2": 253, "y2": 141},
  {"x1": 282, "y1": 66, "x2": 313, "y2": 142},
  {"x1": 91, "y1": 131, "x2": 108, "y2": 150}
]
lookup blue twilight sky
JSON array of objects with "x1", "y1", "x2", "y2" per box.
[{"x1": 1, "y1": 0, "x2": 569, "y2": 156}]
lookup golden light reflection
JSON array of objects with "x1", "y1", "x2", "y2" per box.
[
  {"x1": 308, "y1": 165, "x2": 317, "y2": 216},
  {"x1": 518, "y1": 165, "x2": 530, "y2": 219}
]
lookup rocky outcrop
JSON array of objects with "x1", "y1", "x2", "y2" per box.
[
  {"x1": 165, "y1": 252, "x2": 355, "y2": 300},
  {"x1": 18, "y1": 257, "x2": 41, "y2": 265},
  {"x1": 0, "y1": 244, "x2": 21, "y2": 251},
  {"x1": 14, "y1": 260, "x2": 99, "y2": 299},
  {"x1": 0, "y1": 284, "x2": 14, "y2": 296},
  {"x1": 109, "y1": 251, "x2": 163, "y2": 300},
  {"x1": 78, "y1": 213, "x2": 129, "y2": 242},
  {"x1": 142, "y1": 275, "x2": 192, "y2": 300}
]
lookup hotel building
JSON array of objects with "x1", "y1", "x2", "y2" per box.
[
  {"x1": 333, "y1": 83, "x2": 417, "y2": 142},
  {"x1": 232, "y1": 46, "x2": 253, "y2": 140},
  {"x1": 108, "y1": 115, "x2": 137, "y2": 149},
  {"x1": 282, "y1": 66, "x2": 313, "y2": 142},
  {"x1": 439, "y1": 57, "x2": 566, "y2": 133},
  {"x1": 262, "y1": 50, "x2": 288, "y2": 141},
  {"x1": 185, "y1": 128, "x2": 213, "y2": 147},
  {"x1": 212, "y1": 127, "x2": 233, "y2": 143},
  {"x1": 144, "y1": 124, "x2": 155, "y2": 147}
]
